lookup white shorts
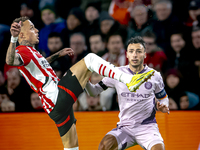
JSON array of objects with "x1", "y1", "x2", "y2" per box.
[{"x1": 106, "y1": 123, "x2": 164, "y2": 150}]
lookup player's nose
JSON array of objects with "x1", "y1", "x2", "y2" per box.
[{"x1": 35, "y1": 28, "x2": 39, "y2": 33}]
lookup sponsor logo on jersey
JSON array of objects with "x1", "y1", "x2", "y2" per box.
[
  {"x1": 121, "y1": 92, "x2": 150, "y2": 98},
  {"x1": 40, "y1": 59, "x2": 50, "y2": 68}
]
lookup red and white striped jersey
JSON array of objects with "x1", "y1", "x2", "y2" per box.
[{"x1": 16, "y1": 45, "x2": 60, "y2": 114}]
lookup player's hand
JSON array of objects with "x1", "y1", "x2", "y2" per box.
[
  {"x1": 58, "y1": 48, "x2": 74, "y2": 57},
  {"x1": 156, "y1": 101, "x2": 170, "y2": 114},
  {"x1": 10, "y1": 21, "x2": 21, "y2": 37}
]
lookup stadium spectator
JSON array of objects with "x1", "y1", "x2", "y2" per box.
[
  {"x1": 89, "y1": 33, "x2": 106, "y2": 56},
  {"x1": 84, "y1": 1, "x2": 101, "y2": 51},
  {"x1": 192, "y1": 26, "x2": 200, "y2": 50},
  {"x1": 85, "y1": 1, "x2": 101, "y2": 26},
  {"x1": 0, "y1": 70, "x2": 5, "y2": 87},
  {"x1": 39, "y1": 5, "x2": 66, "y2": 57},
  {"x1": 20, "y1": 1, "x2": 44, "y2": 30},
  {"x1": 164, "y1": 68, "x2": 185, "y2": 109},
  {"x1": 69, "y1": 33, "x2": 88, "y2": 65},
  {"x1": 78, "y1": 91, "x2": 103, "y2": 111},
  {"x1": 47, "y1": 32, "x2": 71, "y2": 75},
  {"x1": 1, "y1": 99, "x2": 15, "y2": 112},
  {"x1": 102, "y1": 33, "x2": 128, "y2": 67},
  {"x1": 6, "y1": 68, "x2": 33, "y2": 112},
  {"x1": 86, "y1": 94, "x2": 102, "y2": 111},
  {"x1": 169, "y1": 32, "x2": 200, "y2": 93},
  {"x1": 39, "y1": 0, "x2": 55, "y2": 10},
  {"x1": 152, "y1": 0, "x2": 184, "y2": 53},
  {"x1": 108, "y1": 0, "x2": 134, "y2": 26},
  {"x1": 99, "y1": 11, "x2": 115, "y2": 37},
  {"x1": 61, "y1": 7, "x2": 87, "y2": 48},
  {"x1": 192, "y1": 26, "x2": 200, "y2": 79},
  {"x1": 191, "y1": 26, "x2": 200, "y2": 76},
  {"x1": 179, "y1": 91, "x2": 200, "y2": 110},
  {"x1": 127, "y1": 5, "x2": 153, "y2": 41},
  {"x1": 187, "y1": 0, "x2": 200, "y2": 27},
  {"x1": 0, "y1": 86, "x2": 10, "y2": 109},
  {"x1": 168, "y1": 97, "x2": 178, "y2": 110},
  {"x1": 30, "y1": 92, "x2": 44, "y2": 112},
  {"x1": 142, "y1": 30, "x2": 167, "y2": 73}
]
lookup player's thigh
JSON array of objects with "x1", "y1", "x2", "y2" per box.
[
  {"x1": 134, "y1": 124, "x2": 164, "y2": 150},
  {"x1": 99, "y1": 126, "x2": 136, "y2": 150},
  {"x1": 70, "y1": 59, "x2": 92, "y2": 89},
  {"x1": 61, "y1": 123, "x2": 78, "y2": 148},
  {"x1": 99, "y1": 134, "x2": 118, "y2": 150}
]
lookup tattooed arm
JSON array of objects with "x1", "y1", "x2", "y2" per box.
[
  {"x1": 46, "y1": 48, "x2": 74, "y2": 64},
  {"x1": 6, "y1": 42, "x2": 23, "y2": 66},
  {"x1": 6, "y1": 21, "x2": 23, "y2": 66},
  {"x1": 46, "y1": 52, "x2": 60, "y2": 64}
]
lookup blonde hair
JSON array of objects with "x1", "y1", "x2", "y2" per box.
[{"x1": 13, "y1": 16, "x2": 29, "y2": 26}]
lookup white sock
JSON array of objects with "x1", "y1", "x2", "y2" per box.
[
  {"x1": 64, "y1": 147, "x2": 79, "y2": 150},
  {"x1": 84, "y1": 53, "x2": 132, "y2": 84}
]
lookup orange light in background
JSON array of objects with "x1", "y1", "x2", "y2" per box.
[{"x1": 0, "y1": 111, "x2": 199, "y2": 150}]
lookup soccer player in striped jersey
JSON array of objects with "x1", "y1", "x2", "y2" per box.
[
  {"x1": 6, "y1": 17, "x2": 154, "y2": 150},
  {"x1": 85, "y1": 37, "x2": 170, "y2": 150}
]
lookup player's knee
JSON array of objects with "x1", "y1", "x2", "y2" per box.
[
  {"x1": 84, "y1": 53, "x2": 97, "y2": 70},
  {"x1": 150, "y1": 143, "x2": 165, "y2": 150},
  {"x1": 62, "y1": 139, "x2": 78, "y2": 149},
  {"x1": 98, "y1": 135, "x2": 118, "y2": 150},
  {"x1": 86, "y1": 53, "x2": 96, "y2": 58}
]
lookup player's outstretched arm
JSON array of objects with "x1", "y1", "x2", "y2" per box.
[
  {"x1": 46, "y1": 48, "x2": 74, "y2": 63},
  {"x1": 85, "y1": 81, "x2": 105, "y2": 97},
  {"x1": 6, "y1": 21, "x2": 23, "y2": 66}
]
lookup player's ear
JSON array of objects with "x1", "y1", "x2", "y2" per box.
[{"x1": 19, "y1": 32, "x2": 24, "y2": 39}]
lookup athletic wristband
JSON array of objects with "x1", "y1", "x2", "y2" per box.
[{"x1": 11, "y1": 36, "x2": 18, "y2": 43}]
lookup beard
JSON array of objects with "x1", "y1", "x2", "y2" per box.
[{"x1": 130, "y1": 57, "x2": 145, "y2": 69}]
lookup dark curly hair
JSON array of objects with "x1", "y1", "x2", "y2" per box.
[{"x1": 127, "y1": 36, "x2": 146, "y2": 50}]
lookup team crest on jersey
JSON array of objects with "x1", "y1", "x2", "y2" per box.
[{"x1": 144, "y1": 82, "x2": 152, "y2": 89}]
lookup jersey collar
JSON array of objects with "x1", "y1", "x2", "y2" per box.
[{"x1": 127, "y1": 65, "x2": 148, "y2": 75}]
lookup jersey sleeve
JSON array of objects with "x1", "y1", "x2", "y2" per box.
[
  {"x1": 154, "y1": 72, "x2": 167, "y2": 100},
  {"x1": 154, "y1": 72, "x2": 169, "y2": 107},
  {"x1": 101, "y1": 77, "x2": 116, "y2": 88},
  {"x1": 16, "y1": 46, "x2": 32, "y2": 66}
]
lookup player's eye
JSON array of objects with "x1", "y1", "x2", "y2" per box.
[{"x1": 129, "y1": 50, "x2": 133, "y2": 53}]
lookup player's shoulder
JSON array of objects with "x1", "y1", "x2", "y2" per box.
[
  {"x1": 117, "y1": 65, "x2": 130, "y2": 73},
  {"x1": 16, "y1": 45, "x2": 31, "y2": 52},
  {"x1": 145, "y1": 66, "x2": 162, "y2": 78}
]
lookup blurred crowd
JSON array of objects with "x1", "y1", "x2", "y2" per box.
[{"x1": 0, "y1": 0, "x2": 200, "y2": 112}]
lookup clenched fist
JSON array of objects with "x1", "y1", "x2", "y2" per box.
[{"x1": 10, "y1": 21, "x2": 21, "y2": 37}]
